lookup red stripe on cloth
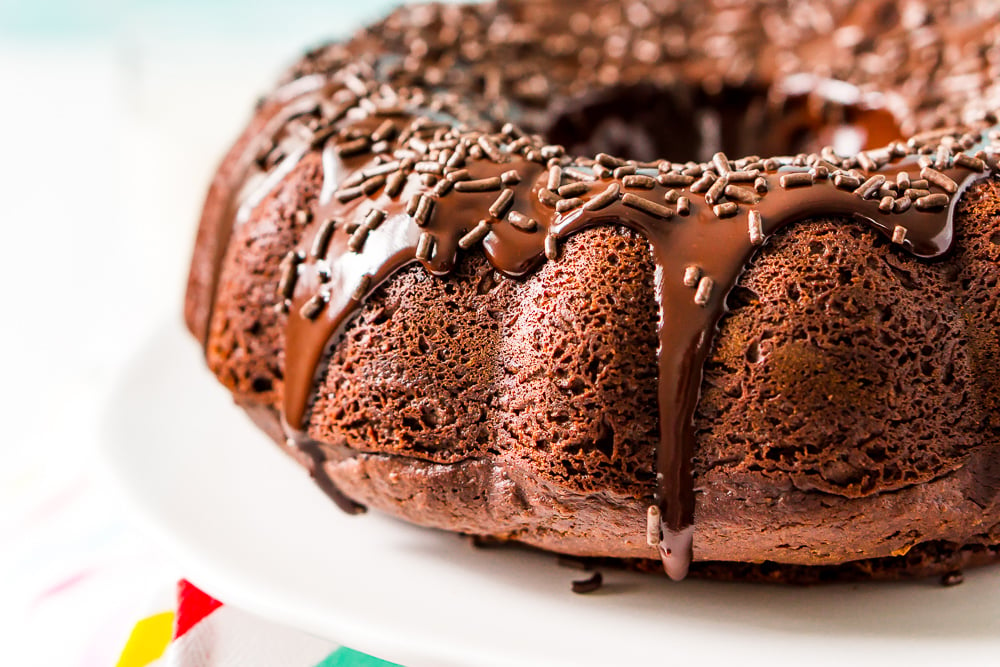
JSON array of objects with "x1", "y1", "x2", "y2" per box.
[{"x1": 174, "y1": 579, "x2": 224, "y2": 639}]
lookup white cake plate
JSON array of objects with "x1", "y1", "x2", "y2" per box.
[{"x1": 99, "y1": 322, "x2": 1000, "y2": 667}]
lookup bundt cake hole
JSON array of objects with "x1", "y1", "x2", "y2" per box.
[{"x1": 542, "y1": 81, "x2": 905, "y2": 163}]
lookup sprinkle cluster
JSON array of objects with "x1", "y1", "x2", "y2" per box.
[
  {"x1": 268, "y1": 60, "x2": 1000, "y2": 317},
  {"x1": 287, "y1": 1, "x2": 1000, "y2": 137}
]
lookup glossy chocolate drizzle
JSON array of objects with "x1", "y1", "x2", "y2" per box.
[{"x1": 199, "y1": 67, "x2": 999, "y2": 581}]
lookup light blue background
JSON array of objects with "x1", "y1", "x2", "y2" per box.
[{"x1": 0, "y1": 0, "x2": 412, "y2": 46}]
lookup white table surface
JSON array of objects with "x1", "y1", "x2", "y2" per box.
[{"x1": 0, "y1": 3, "x2": 413, "y2": 663}]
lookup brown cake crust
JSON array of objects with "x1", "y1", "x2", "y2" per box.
[{"x1": 186, "y1": 0, "x2": 1000, "y2": 580}]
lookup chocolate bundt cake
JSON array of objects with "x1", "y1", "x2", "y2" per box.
[{"x1": 185, "y1": 0, "x2": 1000, "y2": 582}]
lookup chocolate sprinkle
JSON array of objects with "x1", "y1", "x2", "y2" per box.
[
  {"x1": 727, "y1": 170, "x2": 758, "y2": 183},
  {"x1": 855, "y1": 174, "x2": 886, "y2": 199},
  {"x1": 432, "y1": 178, "x2": 453, "y2": 197},
  {"x1": 779, "y1": 172, "x2": 814, "y2": 189},
  {"x1": 712, "y1": 151, "x2": 731, "y2": 176},
  {"x1": 892, "y1": 225, "x2": 907, "y2": 244},
  {"x1": 336, "y1": 185, "x2": 364, "y2": 202},
  {"x1": 564, "y1": 167, "x2": 597, "y2": 182},
  {"x1": 447, "y1": 145, "x2": 468, "y2": 169},
  {"x1": 646, "y1": 505, "x2": 662, "y2": 547},
  {"x1": 834, "y1": 173, "x2": 861, "y2": 190},
  {"x1": 299, "y1": 292, "x2": 327, "y2": 320},
  {"x1": 365, "y1": 161, "x2": 401, "y2": 178},
  {"x1": 921, "y1": 166, "x2": 959, "y2": 193},
  {"x1": 455, "y1": 177, "x2": 502, "y2": 192},
  {"x1": 413, "y1": 194, "x2": 434, "y2": 226},
  {"x1": 363, "y1": 209, "x2": 386, "y2": 230},
  {"x1": 544, "y1": 234, "x2": 558, "y2": 260},
  {"x1": 621, "y1": 192, "x2": 672, "y2": 219},
  {"x1": 538, "y1": 188, "x2": 561, "y2": 207},
  {"x1": 547, "y1": 165, "x2": 563, "y2": 191},
  {"x1": 583, "y1": 182, "x2": 620, "y2": 211},
  {"x1": 689, "y1": 173, "x2": 715, "y2": 193},
  {"x1": 500, "y1": 169, "x2": 521, "y2": 185},
  {"x1": 309, "y1": 219, "x2": 337, "y2": 259},
  {"x1": 724, "y1": 184, "x2": 760, "y2": 204},
  {"x1": 623, "y1": 174, "x2": 656, "y2": 189},
  {"x1": 657, "y1": 173, "x2": 695, "y2": 187},
  {"x1": 405, "y1": 194, "x2": 420, "y2": 217},
  {"x1": 489, "y1": 188, "x2": 515, "y2": 218},
  {"x1": 676, "y1": 196, "x2": 690, "y2": 216},
  {"x1": 857, "y1": 151, "x2": 877, "y2": 172},
  {"x1": 350, "y1": 274, "x2": 372, "y2": 301},
  {"x1": 694, "y1": 276, "x2": 714, "y2": 306},
  {"x1": 361, "y1": 174, "x2": 385, "y2": 195},
  {"x1": 477, "y1": 136, "x2": 503, "y2": 161},
  {"x1": 371, "y1": 119, "x2": 397, "y2": 143},
  {"x1": 555, "y1": 197, "x2": 584, "y2": 213},
  {"x1": 682, "y1": 265, "x2": 701, "y2": 288},
  {"x1": 458, "y1": 220, "x2": 491, "y2": 249},
  {"x1": 385, "y1": 170, "x2": 406, "y2": 197},
  {"x1": 415, "y1": 160, "x2": 443, "y2": 175},
  {"x1": 941, "y1": 571, "x2": 965, "y2": 587},
  {"x1": 557, "y1": 182, "x2": 591, "y2": 198},
  {"x1": 278, "y1": 251, "x2": 301, "y2": 300},
  {"x1": 592, "y1": 164, "x2": 611, "y2": 179},
  {"x1": 338, "y1": 137, "x2": 370, "y2": 157},
  {"x1": 704, "y1": 176, "x2": 728, "y2": 205},
  {"x1": 955, "y1": 153, "x2": 986, "y2": 172},
  {"x1": 347, "y1": 225, "x2": 369, "y2": 252},
  {"x1": 571, "y1": 572, "x2": 603, "y2": 595},
  {"x1": 916, "y1": 193, "x2": 949, "y2": 210},
  {"x1": 507, "y1": 211, "x2": 538, "y2": 231},
  {"x1": 713, "y1": 202, "x2": 738, "y2": 218},
  {"x1": 613, "y1": 165, "x2": 636, "y2": 178},
  {"x1": 596, "y1": 153, "x2": 624, "y2": 168},
  {"x1": 416, "y1": 231, "x2": 435, "y2": 261},
  {"x1": 748, "y1": 210, "x2": 763, "y2": 246}
]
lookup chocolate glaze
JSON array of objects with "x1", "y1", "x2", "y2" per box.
[
  {"x1": 189, "y1": 75, "x2": 332, "y2": 346},
  {"x1": 219, "y1": 109, "x2": 994, "y2": 581},
  {"x1": 289, "y1": 431, "x2": 367, "y2": 515},
  {"x1": 187, "y1": 1, "x2": 1000, "y2": 580},
  {"x1": 281, "y1": 108, "x2": 992, "y2": 581}
]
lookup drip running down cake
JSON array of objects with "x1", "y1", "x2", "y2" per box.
[{"x1": 185, "y1": 0, "x2": 1000, "y2": 582}]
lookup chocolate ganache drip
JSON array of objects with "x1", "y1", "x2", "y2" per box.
[{"x1": 190, "y1": 0, "x2": 1000, "y2": 579}]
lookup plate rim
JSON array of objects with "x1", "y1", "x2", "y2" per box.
[{"x1": 98, "y1": 321, "x2": 1000, "y2": 667}]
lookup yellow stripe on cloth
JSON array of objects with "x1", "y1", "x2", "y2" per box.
[{"x1": 116, "y1": 611, "x2": 175, "y2": 667}]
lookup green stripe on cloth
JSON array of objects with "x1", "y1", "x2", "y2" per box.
[{"x1": 315, "y1": 647, "x2": 402, "y2": 667}]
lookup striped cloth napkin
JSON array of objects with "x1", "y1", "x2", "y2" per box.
[{"x1": 116, "y1": 580, "x2": 399, "y2": 667}]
